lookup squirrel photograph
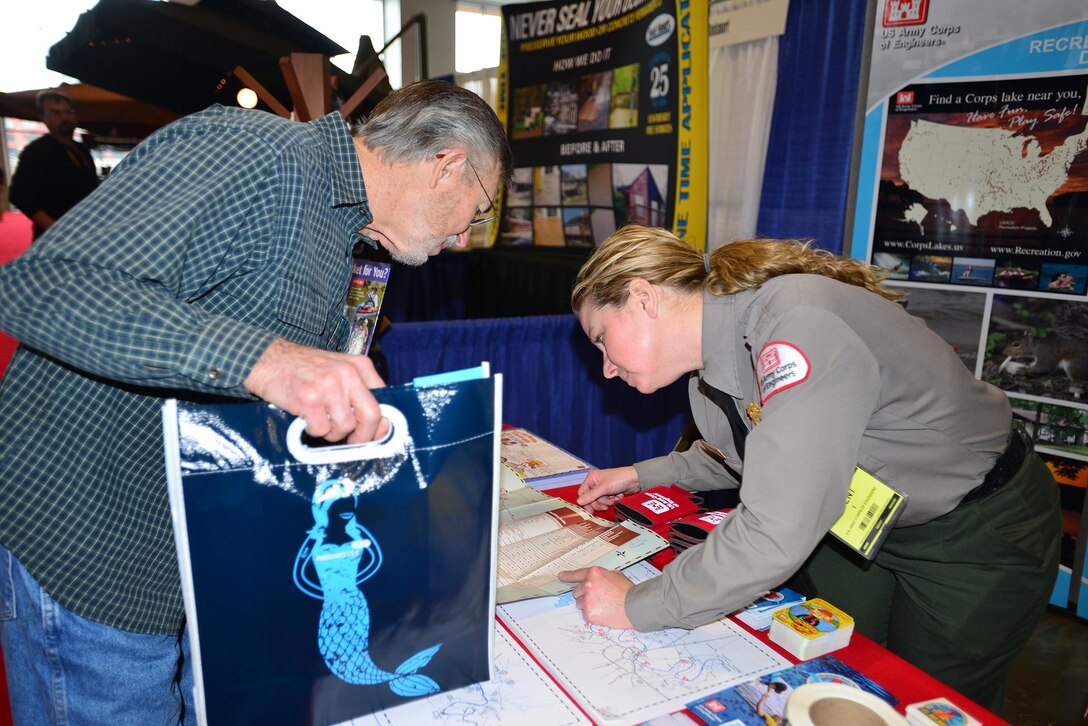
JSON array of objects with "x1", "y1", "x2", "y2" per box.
[{"x1": 988, "y1": 298, "x2": 1088, "y2": 401}]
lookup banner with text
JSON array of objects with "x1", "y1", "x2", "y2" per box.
[
  {"x1": 496, "y1": 0, "x2": 708, "y2": 249},
  {"x1": 846, "y1": 1, "x2": 1088, "y2": 611}
]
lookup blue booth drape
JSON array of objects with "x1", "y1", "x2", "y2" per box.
[
  {"x1": 756, "y1": 0, "x2": 869, "y2": 253},
  {"x1": 379, "y1": 315, "x2": 689, "y2": 470}
]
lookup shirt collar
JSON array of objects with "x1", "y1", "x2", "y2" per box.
[
  {"x1": 699, "y1": 287, "x2": 758, "y2": 396},
  {"x1": 309, "y1": 112, "x2": 375, "y2": 248}
]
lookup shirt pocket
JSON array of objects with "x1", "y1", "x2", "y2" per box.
[{"x1": 276, "y1": 276, "x2": 329, "y2": 336}]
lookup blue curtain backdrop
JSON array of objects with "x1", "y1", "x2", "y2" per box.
[
  {"x1": 379, "y1": 315, "x2": 689, "y2": 469},
  {"x1": 756, "y1": 0, "x2": 868, "y2": 253}
]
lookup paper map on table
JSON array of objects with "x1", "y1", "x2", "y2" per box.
[
  {"x1": 497, "y1": 562, "x2": 790, "y2": 726},
  {"x1": 344, "y1": 626, "x2": 589, "y2": 726}
]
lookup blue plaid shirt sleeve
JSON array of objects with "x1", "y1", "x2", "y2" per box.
[{"x1": 0, "y1": 123, "x2": 285, "y2": 393}]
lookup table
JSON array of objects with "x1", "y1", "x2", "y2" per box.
[{"x1": 544, "y1": 484, "x2": 1010, "y2": 726}]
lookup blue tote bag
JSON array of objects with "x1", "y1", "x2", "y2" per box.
[{"x1": 163, "y1": 371, "x2": 501, "y2": 725}]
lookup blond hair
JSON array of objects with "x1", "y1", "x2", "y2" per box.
[{"x1": 571, "y1": 225, "x2": 903, "y2": 311}]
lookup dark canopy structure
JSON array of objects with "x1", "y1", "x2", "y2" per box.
[
  {"x1": 0, "y1": 82, "x2": 181, "y2": 143},
  {"x1": 45, "y1": 0, "x2": 386, "y2": 119}
]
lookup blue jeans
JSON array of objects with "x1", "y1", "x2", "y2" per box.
[{"x1": 0, "y1": 545, "x2": 193, "y2": 725}]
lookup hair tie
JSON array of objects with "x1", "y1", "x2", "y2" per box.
[{"x1": 703, "y1": 252, "x2": 711, "y2": 274}]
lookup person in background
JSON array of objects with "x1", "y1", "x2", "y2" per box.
[
  {"x1": 0, "y1": 79, "x2": 511, "y2": 724},
  {"x1": 559, "y1": 224, "x2": 1059, "y2": 714},
  {"x1": 9, "y1": 90, "x2": 100, "y2": 240}
]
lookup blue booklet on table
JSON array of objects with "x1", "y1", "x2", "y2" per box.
[{"x1": 685, "y1": 655, "x2": 897, "y2": 725}]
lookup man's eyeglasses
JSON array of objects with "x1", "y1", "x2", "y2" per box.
[{"x1": 466, "y1": 160, "x2": 496, "y2": 227}]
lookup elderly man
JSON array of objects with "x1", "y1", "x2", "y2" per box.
[
  {"x1": 9, "y1": 90, "x2": 100, "y2": 239},
  {"x1": 0, "y1": 79, "x2": 511, "y2": 724}
]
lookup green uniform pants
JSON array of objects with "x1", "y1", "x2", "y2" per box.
[{"x1": 806, "y1": 441, "x2": 1060, "y2": 714}]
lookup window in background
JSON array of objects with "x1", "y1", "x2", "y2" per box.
[
  {"x1": 456, "y1": 5, "x2": 502, "y2": 74},
  {"x1": 276, "y1": 0, "x2": 386, "y2": 76}
]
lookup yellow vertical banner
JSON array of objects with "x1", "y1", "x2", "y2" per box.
[{"x1": 672, "y1": 0, "x2": 707, "y2": 250}]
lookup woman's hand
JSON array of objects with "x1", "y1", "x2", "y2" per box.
[
  {"x1": 576, "y1": 466, "x2": 641, "y2": 512},
  {"x1": 557, "y1": 566, "x2": 635, "y2": 629}
]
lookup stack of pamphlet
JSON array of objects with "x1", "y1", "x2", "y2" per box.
[
  {"x1": 668, "y1": 508, "x2": 733, "y2": 554},
  {"x1": 685, "y1": 655, "x2": 897, "y2": 726},
  {"x1": 613, "y1": 484, "x2": 703, "y2": 538},
  {"x1": 732, "y1": 586, "x2": 806, "y2": 631},
  {"x1": 499, "y1": 427, "x2": 593, "y2": 491}
]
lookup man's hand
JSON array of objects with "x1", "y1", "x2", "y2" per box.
[
  {"x1": 557, "y1": 566, "x2": 635, "y2": 629},
  {"x1": 576, "y1": 466, "x2": 641, "y2": 512},
  {"x1": 244, "y1": 338, "x2": 387, "y2": 443}
]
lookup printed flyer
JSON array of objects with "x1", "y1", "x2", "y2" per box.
[{"x1": 496, "y1": 0, "x2": 707, "y2": 248}]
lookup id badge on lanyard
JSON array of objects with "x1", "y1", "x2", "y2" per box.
[{"x1": 829, "y1": 468, "x2": 907, "y2": 560}]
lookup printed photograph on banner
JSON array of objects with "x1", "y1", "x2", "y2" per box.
[
  {"x1": 983, "y1": 295, "x2": 1088, "y2": 404},
  {"x1": 534, "y1": 166, "x2": 561, "y2": 205},
  {"x1": 513, "y1": 85, "x2": 545, "y2": 139},
  {"x1": 563, "y1": 208, "x2": 593, "y2": 246},
  {"x1": 896, "y1": 286, "x2": 986, "y2": 372},
  {"x1": 994, "y1": 258, "x2": 1042, "y2": 291},
  {"x1": 502, "y1": 208, "x2": 533, "y2": 246},
  {"x1": 577, "y1": 71, "x2": 612, "y2": 132},
  {"x1": 613, "y1": 163, "x2": 668, "y2": 227},
  {"x1": 1009, "y1": 396, "x2": 1088, "y2": 462},
  {"x1": 874, "y1": 252, "x2": 911, "y2": 280},
  {"x1": 908, "y1": 254, "x2": 951, "y2": 283},
  {"x1": 950, "y1": 256, "x2": 995, "y2": 287},
  {"x1": 609, "y1": 63, "x2": 640, "y2": 129},
  {"x1": 560, "y1": 164, "x2": 588, "y2": 204},
  {"x1": 588, "y1": 163, "x2": 613, "y2": 205},
  {"x1": 870, "y1": 74, "x2": 1088, "y2": 291},
  {"x1": 544, "y1": 81, "x2": 579, "y2": 136},
  {"x1": 533, "y1": 207, "x2": 564, "y2": 246},
  {"x1": 508, "y1": 168, "x2": 533, "y2": 206}
]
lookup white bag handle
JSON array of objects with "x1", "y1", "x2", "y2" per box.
[{"x1": 286, "y1": 404, "x2": 409, "y2": 464}]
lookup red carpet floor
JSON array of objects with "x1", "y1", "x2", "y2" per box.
[
  {"x1": 0, "y1": 212, "x2": 26, "y2": 726},
  {"x1": 0, "y1": 211, "x2": 31, "y2": 375}
]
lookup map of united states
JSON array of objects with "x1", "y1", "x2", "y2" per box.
[{"x1": 898, "y1": 118, "x2": 1088, "y2": 227}]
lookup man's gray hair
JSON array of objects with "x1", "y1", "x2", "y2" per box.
[
  {"x1": 354, "y1": 80, "x2": 513, "y2": 185},
  {"x1": 36, "y1": 90, "x2": 75, "y2": 117}
]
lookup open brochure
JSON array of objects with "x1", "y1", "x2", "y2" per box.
[{"x1": 497, "y1": 465, "x2": 667, "y2": 603}]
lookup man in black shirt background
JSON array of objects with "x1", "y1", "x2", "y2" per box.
[{"x1": 10, "y1": 90, "x2": 99, "y2": 240}]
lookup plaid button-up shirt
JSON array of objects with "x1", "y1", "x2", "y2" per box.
[{"x1": 0, "y1": 105, "x2": 372, "y2": 634}]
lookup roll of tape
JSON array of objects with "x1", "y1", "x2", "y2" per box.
[{"x1": 785, "y1": 682, "x2": 908, "y2": 726}]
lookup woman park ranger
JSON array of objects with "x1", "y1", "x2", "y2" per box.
[{"x1": 558, "y1": 224, "x2": 1059, "y2": 714}]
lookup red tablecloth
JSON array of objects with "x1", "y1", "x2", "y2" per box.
[{"x1": 546, "y1": 484, "x2": 1009, "y2": 725}]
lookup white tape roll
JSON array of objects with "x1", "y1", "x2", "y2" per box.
[{"x1": 785, "y1": 683, "x2": 908, "y2": 726}]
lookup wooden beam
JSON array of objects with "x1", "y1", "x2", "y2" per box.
[
  {"x1": 339, "y1": 68, "x2": 388, "y2": 120},
  {"x1": 279, "y1": 53, "x2": 331, "y2": 122},
  {"x1": 231, "y1": 66, "x2": 291, "y2": 118}
]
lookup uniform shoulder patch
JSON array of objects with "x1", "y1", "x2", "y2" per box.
[{"x1": 756, "y1": 341, "x2": 810, "y2": 404}]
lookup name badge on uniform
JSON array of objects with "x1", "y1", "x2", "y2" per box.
[{"x1": 829, "y1": 468, "x2": 907, "y2": 560}]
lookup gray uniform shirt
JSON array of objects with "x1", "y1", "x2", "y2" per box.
[{"x1": 626, "y1": 275, "x2": 1011, "y2": 631}]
